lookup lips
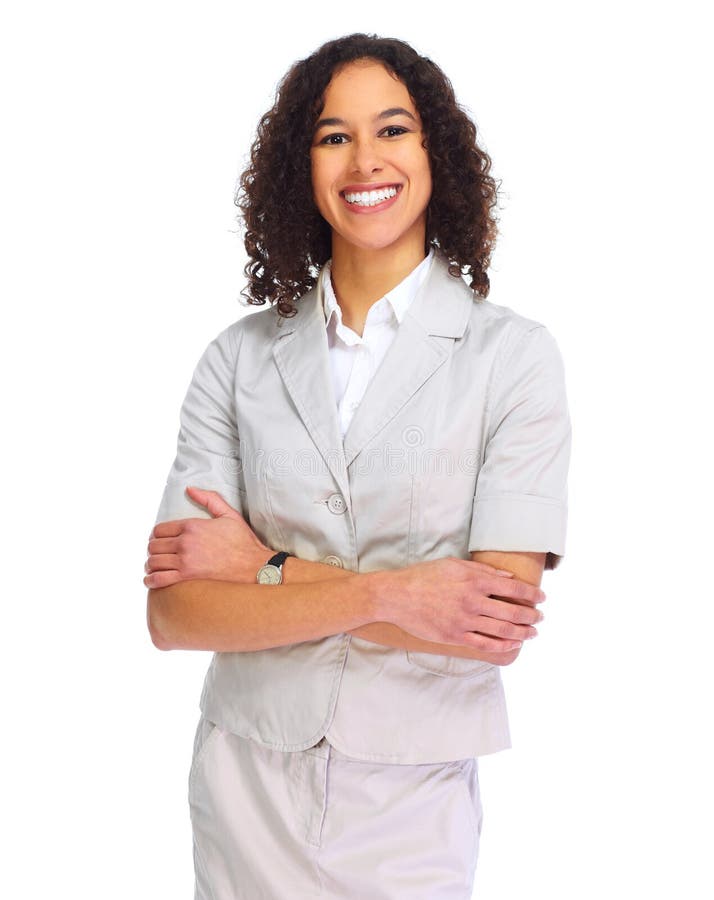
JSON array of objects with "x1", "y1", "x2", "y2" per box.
[{"x1": 339, "y1": 183, "x2": 402, "y2": 212}]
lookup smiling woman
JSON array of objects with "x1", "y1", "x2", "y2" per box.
[
  {"x1": 236, "y1": 33, "x2": 499, "y2": 318},
  {"x1": 309, "y1": 60, "x2": 434, "y2": 333},
  {"x1": 147, "y1": 31, "x2": 570, "y2": 900}
]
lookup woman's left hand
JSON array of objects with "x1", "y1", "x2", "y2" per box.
[{"x1": 144, "y1": 486, "x2": 271, "y2": 589}]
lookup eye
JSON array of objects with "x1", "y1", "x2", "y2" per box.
[
  {"x1": 318, "y1": 133, "x2": 349, "y2": 145},
  {"x1": 380, "y1": 125, "x2": 409, "y2": 138}
]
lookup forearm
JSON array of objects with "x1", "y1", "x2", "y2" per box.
[
  {"x1": 148, "y1": 571, "x2": 381, "y2": 652},
  {"x1": 282, "y1": 557, "x2": 517, "y2": 664}
]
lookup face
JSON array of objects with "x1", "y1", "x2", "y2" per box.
[{"x1": 310, "y1": 60, "x2": 432, "y2": 258}]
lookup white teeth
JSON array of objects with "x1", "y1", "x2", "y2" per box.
[{"x1": 344, "y1": 186, "x2": 398, "y2": 206}]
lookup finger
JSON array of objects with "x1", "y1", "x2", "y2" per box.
[
  {"x1": 480, "y1": 574, "x2": 546, "y2": 606},
  {"x1": 464, "y1": 616, "x2": 538, "y2": 642},
  {"x1": 480, "y1": 596, "x2": 544, "y2": 626},
  {"x1": 152, "y1": 520, "x2": 189, "y2": 538},
  {"x1": 145, "y1": 553, "x2": 180, "y2": 574},
  {"x1": 457, "y1": 632, "x2": 523, "y2": 653},
  {"x1": 186, "y1": 486, "x2": 241, "y2": 520},
  {"x1": 148, "y1": 537, "x2": 181, "y2": 555},
  {"x1": 144, "y1": 570, "x2": 182, "y2": 589}
]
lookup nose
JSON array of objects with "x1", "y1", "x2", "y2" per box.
[{"x1": 350, "y1": 136, "x2": 383, "y2": 177}]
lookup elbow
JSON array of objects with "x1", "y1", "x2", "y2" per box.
[{"x1": 146, "y1": 588, "x2": 178, "y2": 651}]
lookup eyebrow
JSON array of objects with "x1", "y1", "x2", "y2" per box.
[{"x1": 313, "y1": 107, "x2": 417, "y2": 132}]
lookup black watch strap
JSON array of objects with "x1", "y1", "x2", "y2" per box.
[{"x1": 267, "y1": 551, "x2": 292, "y2": 568}]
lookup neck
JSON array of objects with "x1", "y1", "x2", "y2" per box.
[{"x1": 330, "y1": 238, "x2": 427, "y2": 337}]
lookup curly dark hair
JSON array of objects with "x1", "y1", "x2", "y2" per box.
[{"x1": 236, "y1": 33, "x2": 499, "y2": 317}]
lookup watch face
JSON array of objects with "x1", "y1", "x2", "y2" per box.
[{"x1": 257, "y1": 564, "x2": 282, "y2": 585}]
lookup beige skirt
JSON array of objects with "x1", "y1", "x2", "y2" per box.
[{"x1": 188, "y1": 715, "x2": 482, "y2": 899}]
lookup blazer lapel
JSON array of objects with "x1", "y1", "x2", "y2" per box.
[
  {"x1": 271, "y1": 253, "x2": 474, "y2": 500},
  {"x1": 342, "y1": 253, "x2": 474, "y2": 469},
  {"x1": 272, "y1": 285, "x2": 351, "y2": 505}
]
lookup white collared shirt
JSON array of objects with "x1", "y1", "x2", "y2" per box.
[{"x1": 319, "y1": 249, "x2": 434, "y2": 437}]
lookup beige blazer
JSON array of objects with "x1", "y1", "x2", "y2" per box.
[{"x1": 153, "y1": 251, "x2": 571, "y2": 763}]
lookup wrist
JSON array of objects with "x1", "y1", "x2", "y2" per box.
[
  {"x1": 359, "y1": 570, "x2": 391, "y2": 623},
  {"x1": 255, "y1": 549, "x2": 293, "y2": 585},
  {"x1": 280, "y1": 552, "x2": 294, "y2": 584},
  {"x1": 255, "y1": 547, "x2": 275, "y2": 573},
  {"x1": 250, "y1": 545, "x2": 274, "y2": 582}
]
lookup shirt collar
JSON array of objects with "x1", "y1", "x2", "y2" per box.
[{"x1": 320, "y1": 248, "x2": 434, "y2": 332}]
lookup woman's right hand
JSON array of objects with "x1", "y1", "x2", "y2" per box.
[
  {"x1": 370, "y1": 557, "x2": 544, "y2": 652},
  {"x1": 144, "y1": 487, "x2": 271, "y2": 589}
]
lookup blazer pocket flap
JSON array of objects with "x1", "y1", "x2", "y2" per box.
[{"x1": 405, "y1": 650, "x2": 494, "y2": 678}]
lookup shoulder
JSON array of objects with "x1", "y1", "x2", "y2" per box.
[
  {"x1": 202, "y1": 300, "x2": 288, "y2": 360},
  {"x1": 467, "y1": 293, "x2": 551, "y2": 354},
  {"x1": 425, "y1": 253, "x2": 556, "y2": 352},
  {"x1": 194, "y1": 272, "x2": 322, "y2": 372},
  {"x1": 461, "y1": 281, "x2": 563, "y2": 361},
  {"x1": 457, "y1": 290, "x2": 566, "y2": 409}
]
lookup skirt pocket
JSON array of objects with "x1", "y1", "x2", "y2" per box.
[{"x1": 188, "y1": 716, "x2": 222, "y2": 799}]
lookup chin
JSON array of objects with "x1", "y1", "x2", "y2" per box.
[
  {"x1": 344, "y1": 235, "x2": 401, "y2": 252},
  {"x1": 335, "y1": 223, "x2": 423, "y2": 255}
]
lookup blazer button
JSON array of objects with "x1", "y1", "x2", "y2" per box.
[
  {"x1": 323, "y1": 555, "x2": 344, "y2": 567},
  {"x1": 326, "y1": 493, "x2": 346, "y2": 515}
]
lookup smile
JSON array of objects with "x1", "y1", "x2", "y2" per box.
[{"x1": 339, "y1": 184, "x2": 402, "y2": 213}]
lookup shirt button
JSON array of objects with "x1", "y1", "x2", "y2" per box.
[
  {"x1": 326, "y1": 493, "x2": 346, "y2": 515},
  {"x1": 323, "y1": 555, "x2": 344, "y2": 568}
]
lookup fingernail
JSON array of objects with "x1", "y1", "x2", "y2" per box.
[{"x1": 496, "y1": 569, "x2": 514, "y2": 576}]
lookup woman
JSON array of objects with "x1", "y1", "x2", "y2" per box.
[{"x1": 145, "y1": 33, "x2": 570, "y2": 899}]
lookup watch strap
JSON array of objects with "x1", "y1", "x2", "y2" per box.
[{"x1": 266, "y1": 551, "x2": 292, "y2": 568}]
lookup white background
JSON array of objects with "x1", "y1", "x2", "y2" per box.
[{"x1": 2, "y1": 1, "x2": 712, "y2": 897}]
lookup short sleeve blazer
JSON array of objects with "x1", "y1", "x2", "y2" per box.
[{"x1": 154, "y1": 251, "x2": 571, "y2": 571}]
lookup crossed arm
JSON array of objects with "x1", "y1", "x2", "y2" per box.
[
  {"x1": 145, "y1": 487, "x2": 546, "y2": 666},
  {"x1": 280, "y1": 548, "x2": 545, "y2": 665}
]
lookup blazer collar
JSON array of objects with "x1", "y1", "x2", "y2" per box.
[
  {"x1": 320, "y1": 247, "x2": 435, "y2": 333},
  {"x1": 276, "y1": 251, "x2": 473, "y2": 341}
]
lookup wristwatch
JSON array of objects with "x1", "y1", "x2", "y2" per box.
[{"x1": 256, "y1": 551, "x2": 294, "y2": 585}]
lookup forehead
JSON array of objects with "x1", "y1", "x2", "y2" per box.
[{"x1": 320, "y1": 60, "x2": 419, "y2": 117}]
